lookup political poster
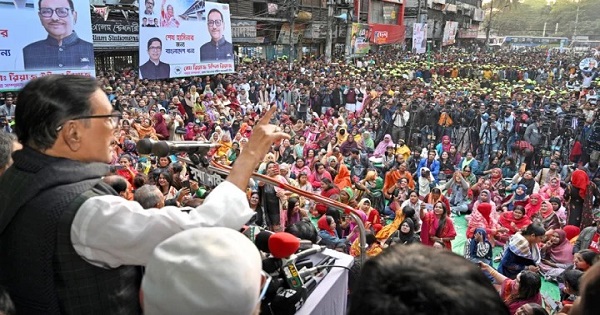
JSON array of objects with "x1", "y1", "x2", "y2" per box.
[
  {"x1": 412, "y1": 23, "x2": 427, "y2": 54},
  {"x1": 350, "y1": 23, "x2": 370, "y2": 56},
  {"x1": 0, "y1": 0, "x2": 95, "y2": 91},
  {"x1": 442, "y1": 21, "x2": 458, "y2": 46},
  {"x1": 138, "y1": 0, "x2": 235, "y2": 80},
  {"x1": 579, "y1": 57, "x2": 598, "y2": 70}
]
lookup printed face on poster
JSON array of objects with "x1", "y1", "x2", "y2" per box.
[
  {"x1": 139, "y1": 0, "x2": 235, "y2": 80},
  {"x1": 0, "y1": 0, "x2": 95, "y2": 91}
]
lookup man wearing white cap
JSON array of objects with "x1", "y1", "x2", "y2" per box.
[{"x1": 142, "y1": 227, "x2": 264, "y2": 315}]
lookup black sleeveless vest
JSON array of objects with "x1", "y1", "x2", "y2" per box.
[{"x1": 0, "y1": 147, "x2": 141, "y2": 314}]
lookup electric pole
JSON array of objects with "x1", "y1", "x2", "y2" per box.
[
  {"x1": 325, "y1": 0, "x2": 334, "y2": 63},
  {"x1": 345, "y1": 0, "x2": 354, "y2": 62},
  {"x1": 287, "y1": 0, "x2": 298, "y2": 71}
]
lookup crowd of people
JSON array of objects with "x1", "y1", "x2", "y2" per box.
[{"x1": 1, "y1": 46, "x2": 600, "y2": 314}]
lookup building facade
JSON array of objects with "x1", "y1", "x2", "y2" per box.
[{"x1": 403, "y1": 0, "x2": 484, "y2": 49}]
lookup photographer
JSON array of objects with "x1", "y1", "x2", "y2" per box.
[
  {"x1": 391, "y1": 103, "x2": 410, "y2": 143},
  {"x1": 479, "y1": 113, "x2": 501, "y2": 160}
]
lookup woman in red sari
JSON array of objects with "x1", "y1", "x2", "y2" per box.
[
  {"x1": 420, "y1": 201, "x2": 456, "y2": 249},
  {"x1": 496, "y1": 205, "x2": 532, "y2": 246},
  {"x1": 422, "y1": 187, "x2": 451, "y2": 215},
  {"x1": 358, "y1": 198, "x2": 382, "y2": 233}
]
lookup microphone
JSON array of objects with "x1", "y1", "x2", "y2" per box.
[
  {"x1": 136, "y1": 139, "x2": 219, "y2": 157},
  {"x1": 267, "y1": 287, "x2": 307, "y2": 315},
  {"x1": 255, "y1": 230, "x2": 275, "y2": 253},
  {"x1": 268, "y1": 232, "x2": 301, "y2": 259}
]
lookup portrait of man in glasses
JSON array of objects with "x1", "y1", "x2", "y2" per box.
[
  {"x1": 22, "y1": 0, "x2": 94, "y2": 70},
  {"x1": 139, "y1": 37, "x2": 170, "y2": 80},
  {"x1": 199, "y1": 9, "x2": 233, "y2": 62}
]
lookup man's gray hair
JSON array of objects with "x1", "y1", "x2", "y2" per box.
[
  {"x1": 134, "y1": 185, "x2": 163, "y2": 209},
  {"x1": 0, "y1": 131, "x2": 17, "y2": 171}
]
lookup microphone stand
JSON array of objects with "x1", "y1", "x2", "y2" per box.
[{"x1": 207, "y1": 160, "x2": 368, "y2": 265}]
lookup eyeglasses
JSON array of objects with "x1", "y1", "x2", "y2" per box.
[
  {"x1": 208, "y1": 19, "x2": 222, "y2": 27},
  {"x1": 148, "y1": 46, "x2": 162, "y2": 51},
  {"x1": 259, "y1": 271, "x2": 271, "y2": 301},
  {"x1": 56, "y1": 112, "x2": 122, "y2": 131},
  {"x1": 39, "y1": 7, "x2": 71, "y2": 18}
]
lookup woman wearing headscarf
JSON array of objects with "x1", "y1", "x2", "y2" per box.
[
  {"x1": 503, "y1": 184, "x2": 530, "y2": 211},
  {"x1": 435, "y1": 135, "x2": 452, "y2": 157},
  {"x1": 372, "y1": 134, "x2": 394, "y2": 158},
  {"x1": 132, "y1": 117, "x2": 159, "y2": 140},
  {"x1": 511, "y1": 170, "x2": 539, "y2": 196},
  {"x1": 317, "y1": 215, "x2": 347, "y2": 251},
  {"x1": 564, "y1": 169, "x2": 600, "y2": 230},
  {"x1": 497, "y1": 206, "x2": 532, "y2": 246},
  {"x1": 539, "y1": 176, "x2": 564, "y2": 202},
  {"x1": 336, "y1": 128, "x2": 348, "y2": 146},
  {"x1": 538, "y1": 200, "x2": 560, "y2": 231},
  {"x1": 359, "y1": 131, "x2": 375, "y2": 153},
  {"x1": 464, "y1": 228, "x2": 493, "y2": 265},
  {"x1": 467, "y1": 203, "x2": 498, "y2": 246},
  {"x1": 347, "y1": 209, "x2": 367, "y2": 245},
  {"x1": 539, "y1": 229, "x2": 574, "y2": 281},
  {"x1": 333, "y1": 157, "x2": 353, "y2": 190},
  {"x1": 524, "y1": 194, "x2": 543, "y2": 219},
  {"x1": 358, "y1": 198, "x2": 382, "y2": 233},
  {"x1": 391, "y1": 218, "x2": 420, "y2": 245},
  {"x1": 216, "y1": 132, "x2": 233, "y2": 157},
  {"x1": 152, "y1": 112, "x2": 170, "y2": 140},
  {"x1": 355, "y1": 170, "x2": 384, "y2": 213}
]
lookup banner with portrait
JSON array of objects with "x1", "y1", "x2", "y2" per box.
[
  {"x1": 350, "y1": 23, "x2": 370, "y2": 56},
  {"x1": 0, "y1": 0, "x2": 95, "y2": 91},
  {"x1": 412, "y1": 23, "x2": 427, "y2": 54},
  {"x1": 442, "y1": 21, "x2": 458, "y2": 46},
  {"x1": 138, "y1": 0, "x2": 235, "y2": 80}
]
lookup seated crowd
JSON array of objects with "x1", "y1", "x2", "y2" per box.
[{"x1": 1, "y1": 47, "x2": 600, "y2": 314}]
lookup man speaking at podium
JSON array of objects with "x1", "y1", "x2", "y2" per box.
[{"x1": 0, "y1": 74, "x2": 289, "y2": 314}]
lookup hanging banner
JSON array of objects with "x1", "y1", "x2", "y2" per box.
[
  {"x1": 277, "y1": 23, "x2": 305, "y2": 45},
  {"x1": 442, "y1": 21, "x2": 458, "y2": 46},
  {"x1": 350, "y1": 23, "x2": 370, "y2": 56},
  {"x1": 0, "y1": 0, "x2": 95, "y2": 91},
  {"x1": 139, "y1": 1, "x2": 235, "y2": 80},
  {"x1": 412, "y1": 23, "x2": 427, "y2": 54},
  {"x1": 370, "y1": 23, "x2": 405, "y2": 45}
]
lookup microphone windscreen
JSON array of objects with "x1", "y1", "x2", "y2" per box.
[
  {"x1": 152, "y1": 141, "x2": 171, "y2": 157},
  {"x1": 269, "y1": 232, "x2": 300, "y2": 259},
  {"x1": 262, "y1": 257, "x2": 282, "y2": 274},
  {"x1": 255, "y1": 231, "x2": 274, "y2": 253},
  {"x1": 137, "y1": 139, "x2": 154, "y2": 155},
  {"x1": 268, "y1": 287, "x2": 307, "y2": 315}
]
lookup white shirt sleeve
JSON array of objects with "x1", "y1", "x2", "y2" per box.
[{"x1": 71, "y1": 181, "x2": 254, "y2": 268}]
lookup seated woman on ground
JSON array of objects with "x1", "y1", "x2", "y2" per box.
[
  {"x1": 497, "y1": 206, "x2": 532, "y2": 246},
  {"x1": 538, "y1": 229, "x2": 574, "y2": 281},
  {"x1": 464, "y1": 227, "x2": 493, "y2": 265},
  {"x1": 480, "y1": 263, "x2": 542, "y2": 315},
  {"x1": 498, "y1": 224, "x2": 545, "y2": 279}
]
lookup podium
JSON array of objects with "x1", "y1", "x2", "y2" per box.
[{"x1": 296, "y1": 249, "x2": 354, "y2": 315}]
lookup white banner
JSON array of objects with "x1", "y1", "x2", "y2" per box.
[
  {"x1": 139, "y1": 1, "x2": 235, "y2": 80},
  {"x1": 0, "y1": 0, "x2": 95, "y2": 91},
  {"x1": 412, "y1": 23, "x2": 427, "y2": 54},
  {"x1": 442, "y1": 21, "x2": 459, "y2": 46}
]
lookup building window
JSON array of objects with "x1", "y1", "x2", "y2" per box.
[{"x1": 369, "y1": 0, "x2": 399, "y2": 25}]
